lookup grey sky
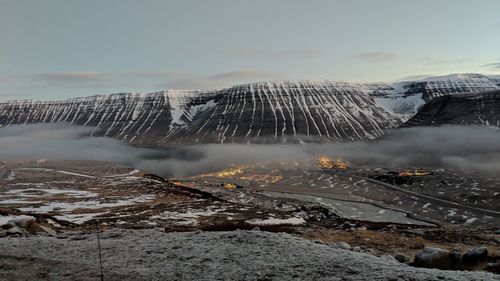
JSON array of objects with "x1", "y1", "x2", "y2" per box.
[{"x1": 1, "y1": 0, "x2": 500, "y2": 100}]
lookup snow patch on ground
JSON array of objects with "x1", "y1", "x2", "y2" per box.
[
  {"x1": 17, "y1": 195, "x2": 156, "y2": 213},
  {"x1": 53, "y1": 213, "x2": 105, "y2": 224},
  {"x1": 0, "y1": 215, "x2": 35, "y2": 226},
  {"x1": 0, "y1": 199, "x2": 42, "y2": 204},
  {"x1": 5, "y1": 188, "x2": 98, "y2": 198},
  {"x1": 246, "y1": 217, "x2": 305, "y2": 225},
  {"x1": 151, "y1": 207, "x2": 227, "y2": 225}
]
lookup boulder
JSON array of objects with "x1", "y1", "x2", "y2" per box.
[
  {"x1": 462, "y1": 246, "x2": 488, "y2": 266},
  {"x1": 413, "y1": 247, "x2": 461, "y2": 270},
  {"x1": 393, "y1": 253, "x2": 411, "y2": 264},
  {"x1": 330, "y1": 241, "x2": 352, "y2": 250}
]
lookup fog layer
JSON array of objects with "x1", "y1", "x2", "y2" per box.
[{"x1": 0, "y1": 124, "x2": 499, "y2": 176}]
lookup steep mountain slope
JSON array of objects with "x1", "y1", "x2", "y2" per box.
[
  {"x1": 404, "y1": 91, "x2": 500, "y2": 127},
  {"x1": 0, "y1": 81, "x2": 401, "y2": 144},
  {"x1": 171, "y1": 81, "x2": 402, "y2": 143}
]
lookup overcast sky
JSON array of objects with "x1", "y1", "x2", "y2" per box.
[{"x1": 1, "y1": 0, "x2": 500, "y2": 101}]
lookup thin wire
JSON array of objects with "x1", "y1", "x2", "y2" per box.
[{"x1": 96, "y1": 221, "x2": 104, "y2": 281}]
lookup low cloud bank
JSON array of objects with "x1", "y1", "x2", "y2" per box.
[{"x1": 0, "y1": 124, "x2": 499, "y2": 176}]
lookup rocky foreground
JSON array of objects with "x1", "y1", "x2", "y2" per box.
[{"x1": 0, "y1": 229, "x2": 498, "y2": 281}]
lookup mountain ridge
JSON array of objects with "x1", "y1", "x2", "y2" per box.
[{"x1": 1, "y1": 74, "x2": 499, "y2": 144}]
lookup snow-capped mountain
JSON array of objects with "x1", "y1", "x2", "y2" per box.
[
  {"x1": 1, "y1": 74, "x2": 499, "y2": 144},
  {"x1": 173, "y1": 81, "x2": 401, "y2": 143},
  {"x1": 403, "y1": 91, "x2": 500, "y2": 127},
  {"x1": 0, "y1": 81, "x2": 401, "y2": 144}
]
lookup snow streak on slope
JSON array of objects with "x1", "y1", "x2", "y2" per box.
[{"x1": 162, "y1": 90, "x2": 218, "y2": 138}]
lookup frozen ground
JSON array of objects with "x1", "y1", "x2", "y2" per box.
[
  {"x1": 0, "y1": 229, "x2": 498, "y2": 281},
  {"x1": 1, "y1": 160, "x2": 499, "y2": 278},
  {"x1": 0, "y1": 160, "x2": 317, "y2": 230}
]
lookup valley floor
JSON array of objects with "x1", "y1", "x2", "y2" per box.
[{"x1": 1, "y1": 160, "x2": 499, "y2": 280}]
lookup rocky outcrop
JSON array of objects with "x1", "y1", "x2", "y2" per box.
[{"x1": 413, "y1": 246, "x2": 495, "y2": 272}]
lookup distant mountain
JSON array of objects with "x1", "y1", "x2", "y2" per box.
[
  {"x1": 368, "y1": 74, "x2": 500, "y2": 120},
  {"x1": 403, "y1": 90, "x2": 500, "y2": 127},
  {"x1": 1, "y1": 74, "x2": 499, "y2": 144}
]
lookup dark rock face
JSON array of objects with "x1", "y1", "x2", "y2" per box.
[
  {"x1": 404, "y1": 91, "x2": 500, "y2": 127},
  {"x1": 0, "y1": 81, "x2": 401, "y2": 144}
]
